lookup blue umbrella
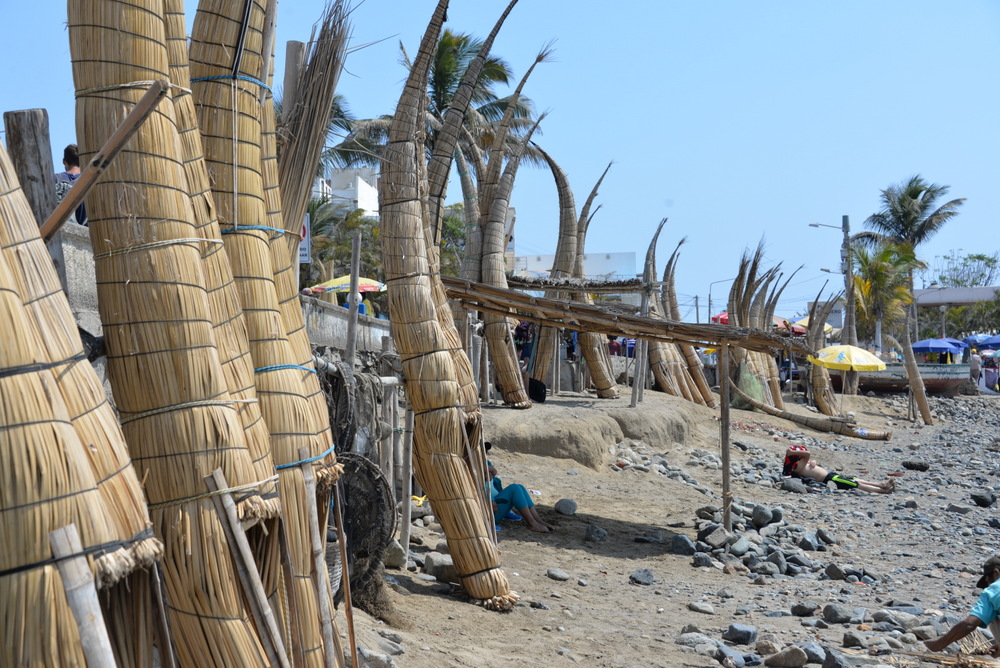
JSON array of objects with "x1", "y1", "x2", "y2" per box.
[
  {"x1": 941, "y1": 337, "x2": 968, "y2": 348},
  {"x1": 978, "y1": 334, "x2": 1000, "y2": 350},
  {"x1": 911, "y1": 338, "x2": 961, "y2": 354},
  {"x1": 964, "y1": 333, "x2": 992, "y2": 346}
]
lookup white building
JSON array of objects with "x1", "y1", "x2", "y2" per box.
[{"x1": 313, "y1": 167, "x2": 379, "y2": 217}]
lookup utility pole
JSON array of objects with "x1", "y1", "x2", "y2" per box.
[{"x1": 694, "y1": 295, "x2": 699, "y2": 323}]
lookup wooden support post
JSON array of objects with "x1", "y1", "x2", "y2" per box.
[
  {"x1": 379, "y1": 336, "x2": 394, "y2": 491},
  {"x1": 283, "y1": 41, "x2": 306, "y2": 117},
  {"x1": 471, "y1": 329, "x2": 482, "y2": 397},
  {"x1": 637, "y1": 340, "x2": 649, "y2": 403},
  {"x1": 297, "y1": 450, "x2": 340, "y2": 668},
  {"x1": 390, "y1": 386, "x2": 401, "y2": 506},
  {"x1": 204, "y1": 470, "x2": 291, "y2": 668},
  {"x1": 345, "y1": 231, "x2": 362, "y2": 370},
  {"x1": 719, "y1": 342, "x2": 733, "y2": 532},
  {"x1": 3, "y1": 109, "x2": 67, "y2": 291},
  {"x1": 552, "y1": 328, "x2": 561, "y2": 396},
  {"x1": 399, "y1": 407, "x2": 415, "y2": 553},
  {"x1": 48, "y1": 524, "x2": 118, "y2": 668},
  {"x1": 480, "y1": 338, "x2": 491, "y2": 405},
  {"x1": 330, "y1": 476, "x2": 358, "y2": 668}
]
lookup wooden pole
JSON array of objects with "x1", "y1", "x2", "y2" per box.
[
  {"x1": 283, "y1": 41, "x2": 306, "y2": 118},
  {"x1": 151, "y1": 563, "x2": 178, "y2": 668},
  {"x1": 471, "y1": 331, "x2": 482, "y2": 398},
  {"x1": 345, "y1": 230, "x2": 362, "y2": 370},
  {"x1": 39, "y1": 79, "x2": 169, "y2": 240},
  {"x1": 331, "y1": 478, "x2": 358, "y2": 668},
  {"x1": 390, "y1": 385, "x2": 401, "y2": 505},
  {"x1": 205, "y1": 470, "x2": 291, "y2": 668},
  {"x1": 552, "y1": 328, "x2": 561, "y2": 396},
  {"x1": 480, "y1": 338, "x2": 492, "y2": 405},
  {"x1": 3, "y1": 108, "x2": 68, "y2": 292},
  {"x1": 277, "y1": 523, "x2": 306, "y2": 668},
  {"x1": 48, "y1": 524, "x2": 118, "y2": 668},
  {"x1": 719, "y1": 342, "x2": 733, "y2": 531},
  {"x1": 298, "y1": 450, "x2": 341, "y2": 668},
  {"x1": 380, "y1": 336, "x2": 394, "y2": 491},
  {"x1": 399, "y1": 407, "x2": 415, "y2": 554}
]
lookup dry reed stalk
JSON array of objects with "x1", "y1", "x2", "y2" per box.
[
  {"x1": 69, "y1": 1, "x2": 270, "y2": 664},
  {"x1": 380, "y1": 0, "x2": 516, "y2": 610},
  {"x1": 164, "y1": 0, "x2": 281, "y2": 518},
  {"x1": 0, "y1": 248, "x2": 126, "y2": 666},
  {"x1": 0, "y1": 144, "x2": 160, "y2": 579},
  {"x1": 190, "y1": 1, "x2": 338, "y2": 662}
]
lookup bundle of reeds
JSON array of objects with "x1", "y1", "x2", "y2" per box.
[
  {"x1": 0, "y1": 243, "x2": 125, "y2": 665},
  {"x1": 190, "y1": 1, "x2": 339, "y2": 662},
  {"x1": 0, "y1": 144, "x2": 159, "y2": 579},
  {"x1": 660, "y1": 240, "x2": 716, "y2": 407},
  {"x1": 0, "y1": 131, "x2": 162, "y2": 665},
  {"x1": 69, "y1": 1, "x2": 269, "y2": 664},
  {"x1": 380, "y1": 0, "x2": 516, "y2": 610},
  {"x1": 164, "y1": 0, "x2": 281, "y2": 518}
]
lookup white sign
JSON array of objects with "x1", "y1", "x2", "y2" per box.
[{"x1": 299, "y1": 212, "x2": 311, "y2": 264}]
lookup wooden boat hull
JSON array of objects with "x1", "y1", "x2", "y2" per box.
[{"x1": 829, "y1": 363, "x2": 970, "y2": 396}]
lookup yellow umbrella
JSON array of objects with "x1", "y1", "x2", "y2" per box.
[
  {"x1": 310, "y1": 275, "x2": 386, "y2": 293},
  {"x1": 808, "y1": 345, "x2": 886, "y2": 371},
  {"x1": 793, "y1": 316, "x2": 833, "y2": 334}
]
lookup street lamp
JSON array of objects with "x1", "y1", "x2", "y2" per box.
[{"x1": 708, "y1": 277, "x2": 735, "y2": 325}]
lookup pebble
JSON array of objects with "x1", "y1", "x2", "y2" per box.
[
  {"x1": 554, "y1": 498, "x2": 578, "y2": 516},
  {"x1": 688, "y1": 601, "x2": 715, "y2": 614},
  {"x1": 546, "y1": 568, "x2": 571, "y2": 581}
]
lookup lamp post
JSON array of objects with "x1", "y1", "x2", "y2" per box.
[
  {"x1": 811, "y1": 216, "x2": 858, "y2": 393},
  {"x1": 708, "y1": 277, "x2": 735, "y2": 325}
]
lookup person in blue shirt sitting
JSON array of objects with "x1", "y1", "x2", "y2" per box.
[
  {"x1": 925, "y1": 556, "x2": 1000, "y2": 656},
  {"x1": 483, "y1": 444, "x2": 553, "y2": 533}
]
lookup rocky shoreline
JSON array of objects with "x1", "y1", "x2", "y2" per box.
[{"x1": 349, "y1": 390, "x2": 1000, "y2": 667}]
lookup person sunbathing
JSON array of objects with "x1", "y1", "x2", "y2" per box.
[{"x1": 783, "y1": 445, "x2": 894, "y2": 494}]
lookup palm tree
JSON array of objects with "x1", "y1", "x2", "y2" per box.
[
  {"x1": 299, "y1": 196, "x2": 374, "y2": 290},
  {"x1": 330, "y1": 30, "x2": 535, "y2": 171},
  {"x1": 857, "y1": 175, "x2": 965, "y2": 281},
  {"x1": 852, "y1": 242, "x2": 924, "y2": 354}
]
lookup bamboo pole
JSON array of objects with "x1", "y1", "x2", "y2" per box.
[
  {"x1": 40, "y1": 80, "x2": 168, "y2": 240},
  {"x1": 205, "y1": 471, "x2": 290, "y2": 668},
  {"x1": 49, "y1": 524, "x2": 118, "y2": 668},
  {"x1": 720, "y1": 342, "x2": 733, "y2": 532}
]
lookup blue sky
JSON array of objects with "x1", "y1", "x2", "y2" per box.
[{"x1": 3, "y1": 1, "x2": 998, "y2": 322}]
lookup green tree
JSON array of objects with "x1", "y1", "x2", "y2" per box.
[
  {"x1": 330, "y1": 29, "x2": 536, "y2": 169},
  {"x1": 852, "y1": 242, "x2": 924, "y2": 353},
  {"x1": 856, "y1": 175, "x2": 966, "y2": 286},
  {"x1": 933, "y1": 250, "x2": 1000, "y2": 287},
  {"x1": 299, "y1": 196, "x2": 382, "y2": 290}
]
